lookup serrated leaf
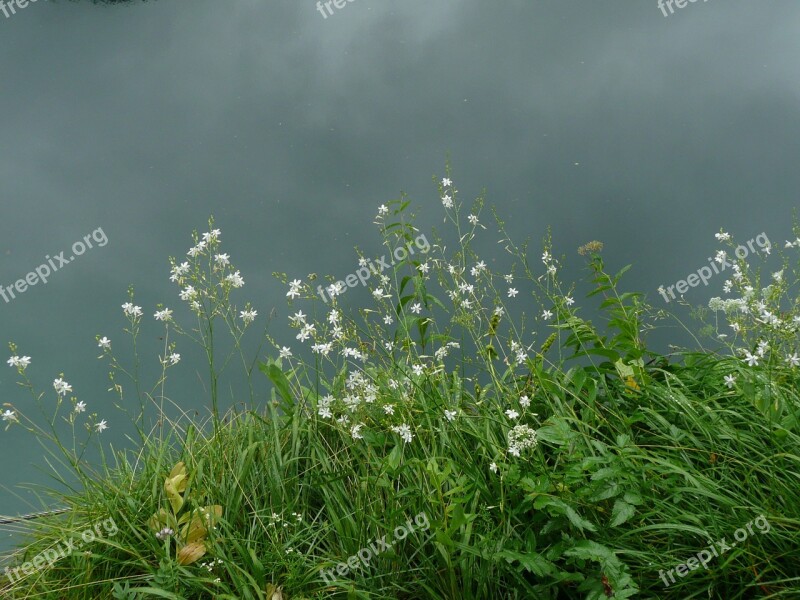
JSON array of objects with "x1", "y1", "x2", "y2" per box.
[
  {"x1": 564, "y1": 505, "x2": 597, "y2": 533},
  {"x1": 564, "y1": 539, "x2": 614, "y2": 561},
  {"x1": 609, "y1": 500, "x2": 635, "y2": 527},
  {"x1": 495, "y1": 549, "x2": 555, "y2": 577}
]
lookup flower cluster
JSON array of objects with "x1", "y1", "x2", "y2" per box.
[
  {"x1": 4, "y1": 350, "x2": 108, "y2": 433},
  {"x1": 706, "y1": 228, "x2": 800, "y2": 380},
  {"x1": 273, "y1": 173, "x2": 554, "y2": 460},
  {"x1": 507, "y1": 424, "x2": 538, "y2": 457}
]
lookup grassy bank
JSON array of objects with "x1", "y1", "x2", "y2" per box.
[{"x1": 2, "y1": 175, "x2": 799, "y2": 599}]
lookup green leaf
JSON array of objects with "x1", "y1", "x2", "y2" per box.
[
  {"x1": 386, "y1": 444, "x2": 403, "y2": 471},
  {"x1": 260, "y1": 361, "x2": 294, "y2": 410},
  {"x1": 609, "y1": 500, "x2": 635, "y2": 527},
  {"x1": 564, "y1": 539, "x2": 614, "y2": 561},
  {"x1": 564, "y1": 505, "x2": 597, "y2": 533},
  {"x1": 495, "y1": 549, "x2": 556, "y2": 577}
]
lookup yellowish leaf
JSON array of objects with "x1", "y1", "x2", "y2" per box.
[{"x1": 177, "y1": 541, "x2": 207, "y2": 565}]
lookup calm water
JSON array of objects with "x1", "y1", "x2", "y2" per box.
[{"x1": 1, "y1": 0, "x2": 799, "y2": 546}]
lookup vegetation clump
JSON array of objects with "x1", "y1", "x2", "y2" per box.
[{"x1": 2, "y1": 171, "x2": 798, "y2": 599}]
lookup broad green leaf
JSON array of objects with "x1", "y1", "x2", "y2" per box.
[{"x1": 609, "y1": 500, "x2": 636, "y2": 527}]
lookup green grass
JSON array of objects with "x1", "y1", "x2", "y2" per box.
[{"x1": 2, "y1": 173, "x2": 799, "y2": 599}]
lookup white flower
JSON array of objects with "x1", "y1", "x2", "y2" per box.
[
  {"x1": 468, "y1": 214, "x2": 479, "y2": 225},
  {"x1": 383, "y1": 404, "x2": 395, "y2": 415},
  {"x1": 287, "y1": 279, "x2": 303, "y2": 299},
  {"x1": 382, "y1": 314, "x2": 394, "y2": 325},
  {"x1": 715, "y1": 231, "x2": 731, "y2": 242},
  {"x1": 505, "y1": 409, "x2": 519, "y2": 420},
  {"x1": 122, "y1": 303, "x2": 143, "y2": 318},
  {"x1": 98, "y1": 337, "x2": 111, "y2": 349},
  {"x1": 542, "y1": 251, "x2": 551, "y2": 264},
  {"x1": 508, "y1": 424, "x2": 538, "y2": 456},
  {"x1": 168, "y1": 353, "x2": 181, "y2": 365},
  {"x1": 311, "y1": 342, "x2": 333, "y2": 356},
  {"x1": 170, "y1": 262, "x2": 190, "y2": 281},
  {"x1": 743, "y1": 351, "x2": 759, "y2": 367},
  {"x1": 214, "y1": 253, "x2": 230, "y2": 267},
  {"x1": 714, "y1": 250, "x2": 727, "y2": 265},
  {"x1": 240, "y1": 309, "x2": 257, "y2": 324},
  {"x1": 74, "y1": 401, "x2": 87, "y2": 413},
  {"x1": 351, "y1": 423, "x2": 365, "y2": 439},
  {"x1": 724, "y1": 374, "x2": 736, "y2": 389},
  {"x1": 391, "y1": 424, "x2": 414, "y2": 444},
  {"x1": 773, "y1": 270, "x2": 783, "y2": 282},
  {"x1": 53, "y1": 378, "x2": 72, "y2": 396},
  {"x1": 444, "y1": 409, "x2": 457, "y2": 422},
  {"x1": 2, "y1": 410, "x2": 17, "y2": 422},
  {"x1": 327, "y1": 281, "x2": 345, "y2": 297},
  {"x1": 441, "y1": 194, "x2": 453, "y2": 209},
  {"x1": 179, "y1": 286, "x2": 197, "y2": 301},
  {"x1": 519, "y1": 395, "x2": 531, "y2": 408},
  {"x1": 296, "y1": 324, "x2": 315, "y2": 342},
  {"x1": 541, "y1": 309, "x2": 553, "y2": 320},
  {"x1": 290, "y1": 311, "x2": 307, "y2": 325},
  {"x1": 785, "y1": 353, "x2": 800, "y2": 367},
  {"x1": 565, "y1": 296, "x2": 574, "y2": 306},
  {"x1": 187, "y1": 241, "x2": 207, "y2": 257},
  {"x1": 441, "y1": 177, "x2": 452, "y2": 187},
  {"x1": 279, "y1": 346, "x2": 292, "y2": 359},
  {"x1": 418, "y1": 262, "x2": 430, "y2": 274},
  {"x1": 412, "y1": 364, "x2": 424, "y2": 376},
  {"x1": 489, "y1": 462, "x2": 498, "y2": 473},
  {"x1": 225, "y1": 271, "x2": 245, "y2": 288},
  {"x1": 377, "y1": 204, "x2": 389, "y2": 216},
  {"x1": 7, "y1": 356, "x2": 31, "y2": 370},
  {"x1": 410, "y1": 303, "x2": 422, "y2": 314},
  {"x1": 95, "y1": 420, "x2": 108, "y2": 433},
  {"x1": 507, "y1": 288, "x2": 518, "y2": 298},
  {"x1": 202, "y1": 229, "x2": 221, "y2": 243},
  {"x1": 154, "y1": 308, "x2": 173, "y2": 322},
  {"x1": 494, "y1": 306, "x2": 505, "y2": 317}
]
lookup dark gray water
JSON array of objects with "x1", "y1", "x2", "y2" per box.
[{"x1": 1, "y1": 0, "x2": 799, "y2": 542}]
